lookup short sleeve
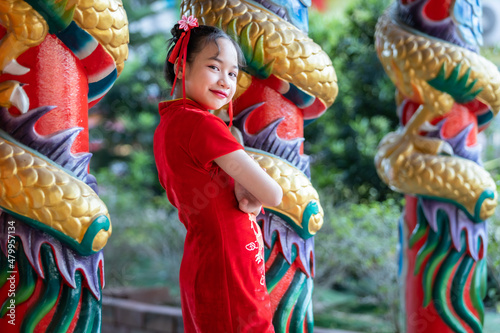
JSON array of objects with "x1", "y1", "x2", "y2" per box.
[{"x1": 189, "y1": 114, "x2": 244, "y2": 171}]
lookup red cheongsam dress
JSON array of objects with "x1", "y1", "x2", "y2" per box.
[{"x1": 153, "y1": 99, "x2": 274, "y2": 333}]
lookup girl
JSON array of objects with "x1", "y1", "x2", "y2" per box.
[{"x1": 153, "y1": 15, "x2": 282, "y2": 332}]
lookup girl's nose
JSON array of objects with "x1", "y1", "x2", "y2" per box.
[{"x1": 218, "y1": 77, "x2": 229, "y2": 89}]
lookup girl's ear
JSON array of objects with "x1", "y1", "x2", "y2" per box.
[{"x1": 173, "y1": 58, "x2": 183, "y2": 79}]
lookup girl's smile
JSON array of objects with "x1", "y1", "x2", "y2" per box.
[{"x1": 210, "y1": 89, "x2": 228, "y2": 99}]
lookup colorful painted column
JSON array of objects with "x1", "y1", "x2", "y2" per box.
[
  {"x1": 181, "y1": 1, "x2": 338, "y2": 331},
  {"x1": 0, "y1": 1, "x2": 128, "y2": 332},
  {"x1": 375, "y1": 1, "x2": 500, "y2": 332}
]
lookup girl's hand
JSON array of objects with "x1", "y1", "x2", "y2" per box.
[{"x1": 234, "y1": 181, "x2": 262, "y2": 216}]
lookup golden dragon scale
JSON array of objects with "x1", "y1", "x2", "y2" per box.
[{"x1": 0, "y1": 136, "x2": 111, "y2": 253}]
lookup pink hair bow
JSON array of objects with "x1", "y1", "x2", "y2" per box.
[{"x1": 178, "y1": 15, "x2": 198, "y2": 31}]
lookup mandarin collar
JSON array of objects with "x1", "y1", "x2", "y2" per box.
[{"x1": 158, "y1": 98, "x2": 208, "y2": 116}]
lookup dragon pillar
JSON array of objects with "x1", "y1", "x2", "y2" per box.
[
  {"x1": 0, "y1": 0, "x2": 128, "y2": 332},
  {"x1": 375, "y1": 0, "x2": 500, "y2": 332},
  {"x1": 181, "y1": 0, "x2": 338, "y2": 331}
]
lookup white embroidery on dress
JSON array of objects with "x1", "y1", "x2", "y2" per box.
[
  {"x1": 245, "y1": 242, "x2": 257, "y2": 251},
  {"x1": 246, "y1": 214, "x2": 266, "y2": 286}
]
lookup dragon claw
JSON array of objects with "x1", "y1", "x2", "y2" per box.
[
  {"x1": 3, "y1": 60, "x2": 30, "y2": 76},
  {"x1": 412, "y1": 135, "x2": 453, "y2": 156},
  {"x1": 376, "y1": 133, "x2": 454, "y2": 172}
]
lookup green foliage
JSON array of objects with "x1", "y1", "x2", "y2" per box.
[
  {"x1": 314, "y1": 194, "x2": 402, "y2": 331},
  {"x1": 98, "y1": 173, "x2": 185, "y2": 290},
  {"x1": 305, "y1": 0, "x2": 398, "y2": 203}
]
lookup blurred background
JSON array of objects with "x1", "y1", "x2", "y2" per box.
[{"x1": 90, "y1": 0, "x2": 500, "y2": 331}]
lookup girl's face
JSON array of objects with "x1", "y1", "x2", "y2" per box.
[{"x1": 181, "y1": 38, "x2": 239, "y2": 110}]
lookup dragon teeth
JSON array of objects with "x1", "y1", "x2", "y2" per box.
[
  {"x1": 419, "y1": 121, "x2": 439, "y2": 132},
  {"x1": 439, "y1": 141, "x2": 454, "y2": 156},
  {"x1": 11, "y1": 83, "x2": 29, "y2": 114}
]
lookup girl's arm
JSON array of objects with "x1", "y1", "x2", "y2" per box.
[{"x1": 214, "y1": 150, "x2": 283, "y2": 207}]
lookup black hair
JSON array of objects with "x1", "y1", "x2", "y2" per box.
[{"x1": 164, "y1": 24, "x2": 246, "y2": 86}]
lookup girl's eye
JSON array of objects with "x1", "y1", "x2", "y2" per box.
[
  {"x1": 209, "y1": 65, "x2": 219, "y2": 71},
  {"x1": 229, "y1": 72, "x2": 238, "y2": 78}
]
